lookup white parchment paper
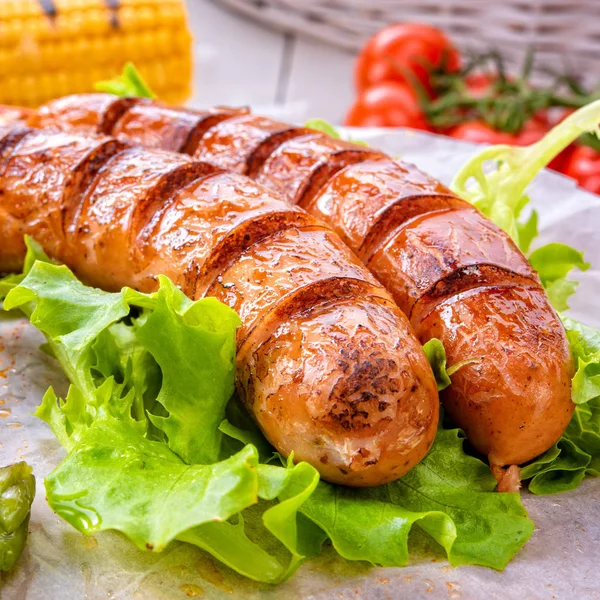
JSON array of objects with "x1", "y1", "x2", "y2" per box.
[{"x1": 0, "y1": 131, "x2": 599, "y2": 600}]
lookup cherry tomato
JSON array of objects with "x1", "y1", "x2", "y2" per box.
[
  {"x1": 344, "y1": 81, "x2": 432, "y2": 130},
  {"x1": 448, "y1": 119, "x2": 548, "y2": 146},
  {"x1": 546, "y1": 143, "x2": 575, "y2": 174},
  {"x1": 464, "y1": 72, "x2": 499, "y2": 98},
  {"x1": 355, "y1": 23, "x2": 461, "y2": 94},
  {"x1": 562, "y1": 145, "x2": 600, "y2": 195}
]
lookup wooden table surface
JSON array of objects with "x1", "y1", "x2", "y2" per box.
[{"x1": 186, "y1": 0, "x2": 356, "y2": 123}]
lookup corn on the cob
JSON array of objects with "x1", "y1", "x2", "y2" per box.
[{"x1": 0, "y1": 0, "x2": 192, "y2": 107}]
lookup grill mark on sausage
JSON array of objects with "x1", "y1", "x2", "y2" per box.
[
  {"x1": 100, "y1": 97, "x2": 149, "y2": 135},
  {"x1": 62, "y1": 138, "x2": 130, "y2": 240},
  {"x1": 0, "y1": 128, "x2": 36, "y2": 175},
  {"x1": 410, "y1": 266, "x2": 543, "y2": 325},
  {"x1": 182, "y1": 111, "x2": 248, "y2": 156},
  {"x1": 298, "y1": 149, "x2": 383, "y2": 209},
  {"x1": 358, "y1": 193, "x2": 469, "y2": 261},
  {"x1": 133, "y1": 162, "x2": 224, "y2": 245},
  {"x1": 245, "y1": 128, "x2": 314, "y2": 178},
  {"x1": 238, "y1": 277, "x2": 392, "y2": 359},
  {"x1": 185, "y1": 211, "x2": 319, "y2": 300}
]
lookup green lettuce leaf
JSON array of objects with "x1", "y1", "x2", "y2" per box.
[
  {"x1": 4, "y1": 262, "x2": 240, "y2": 465},
  {"x1": 299, "y1": 428, "x2": 533, "y2": 571},
  {"x1": 422, "y1": 338, "x2": 482, "y2": 392},
  {"x1": 423, "y1": 338, "x2": 452, "y2": 391},
  {"x1": 305, "y1": 118, "x2": 342, "y2": 139},
  {"x1": 564, "y1": 316, "x2": 600, "y2": 406},
  {"x1": 451, "y1": 100, "x2": 600, "y2": 248},
  {"x1": 182, "y1": 460, "x2": 326, "y2": 583},
  {"x1": 46, "y1": 416, "x2": 260, "y2": 552},
  {"x1": 529, "y1": 243, "x2": 590, "y2": 311},
  {"x1": 38, "y1": 365, "x2": 323, "y2": 583},
  {"x1": 304, "y1": 118, "x2": 369, "y2": 146}
]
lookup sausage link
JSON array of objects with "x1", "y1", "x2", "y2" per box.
[
  {"x1": 415, "y1": 286, "x2": 573, "y2": 467},
  {"x1": 0, "y1": 126, "x2": 439, "y2": 487},
  {"x1": 26, "y1": 95, "x2": 575, "y2": 472},
  {"x1": 238, "y1": 293, "x2": 439, "y2": 486}
]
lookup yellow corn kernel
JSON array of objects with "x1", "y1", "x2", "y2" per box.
[{"x1": 0, "y1": 0, "x2": 192, "y2": 107}]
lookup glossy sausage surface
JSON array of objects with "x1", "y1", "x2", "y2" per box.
[
  {"x1": 0, "y1": 125, "x2": 440, "y2": 487},
  {"x1": 112, "y1": 102, "x2": 246, "y2": 154},
  {"x1": 195, "y1": 114, "x2": 309, "y2": 175},
  {"x1": 24, "y1": 95, "x2": 575, "y2": 476},
  {"x1": 253, "y1": 133, "x2": 384, "y2": 205}
]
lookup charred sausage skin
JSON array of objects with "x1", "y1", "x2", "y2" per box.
[{"x1": 0, "y1": 125, "x2": 440, "y2": 487}]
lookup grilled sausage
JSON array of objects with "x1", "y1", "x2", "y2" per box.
[
  {"x1": 0, "y1": 125, "x2": 440, "y2": 487},
  {"x1": 20, "y1": 95, "x2": 575, "y2": 477}
]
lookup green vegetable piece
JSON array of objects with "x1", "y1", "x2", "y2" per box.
[
  {"x1": 563, "y1": 316, "x2": 600, "y2": 406},
  {"x1": 0, "y1": 462, "x2": 36, "y2": 571},
  {"x1": 95, "y1": 62, "x2": 156, "y2": 98},
  {"x1": 134, "y1": 279, "x2": 240, "y2": 464},
  {"x1": 5, "y1": 261, "x2": 240, "y2": 465},
  {"x1": 451, "y1": 100, "x2": 600, "y2": 249},
  {"x1": 528, "y1": 243, "x2": 590, "y2": 311},
  {"x1": 515, "y1": 209, "x2": 538, "y2": 255},
  {"x1": 422, "y1": 338, "x2": 482, "y2": 391},
  {"x1": 521, "y1": 438, "x2": 591, "y2": 495},
  {"x1": 299, "y1": 428, "x2": 534, "y2": 571},
  {"x1": 304, "y1": 118, "x2": 370, "y2": 146},
  {"x1": 46, "y1": 417, "x2": 259, "y2": 552},
  {"x1": 182, "y1": 461, "x2": 326, "y2": 583},
  {"x1": 305, "y1": 118, "x2": 342, "y2": 139},
  {"x1": 422, "y1": 338, "x2": 452, "y2": 391}
]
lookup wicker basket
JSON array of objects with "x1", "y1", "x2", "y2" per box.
[{"x1": 213, "y1": 0, "x2": 600, "y2": 85}]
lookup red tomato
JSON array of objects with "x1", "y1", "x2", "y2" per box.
[
  {"x1": 562, "y1": 145, "x2": 600, "y2": 195},
  {"x1": 464, "y1": 72, "x2": 499, "y2": 98},
  {"x1": 448, "y1": 119, "x2": 548, "y2": 146},
  {"x1": 344, "y1": 81, "x2": 432, "y2": 130},
  {"x1": 355, "y1": 23, "x2": 461, "y2": 94},
  {"x1": 542, "y1": 109, "x2": 578, "y2": 173},
  {"x1": 548, "y1": 144, "x2": 575, "y2": 174}
]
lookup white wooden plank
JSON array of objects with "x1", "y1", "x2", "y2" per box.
[
  {"x1": 285, "y1": 36, "x2": 356, "y2": 124},
  {"x1": 185, "y1": 0, "x2": 285, "y2": 108}
]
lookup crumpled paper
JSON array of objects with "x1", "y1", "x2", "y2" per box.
[{"x1": 0, "y1": 131, "x2": 599, "y2": 600}]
